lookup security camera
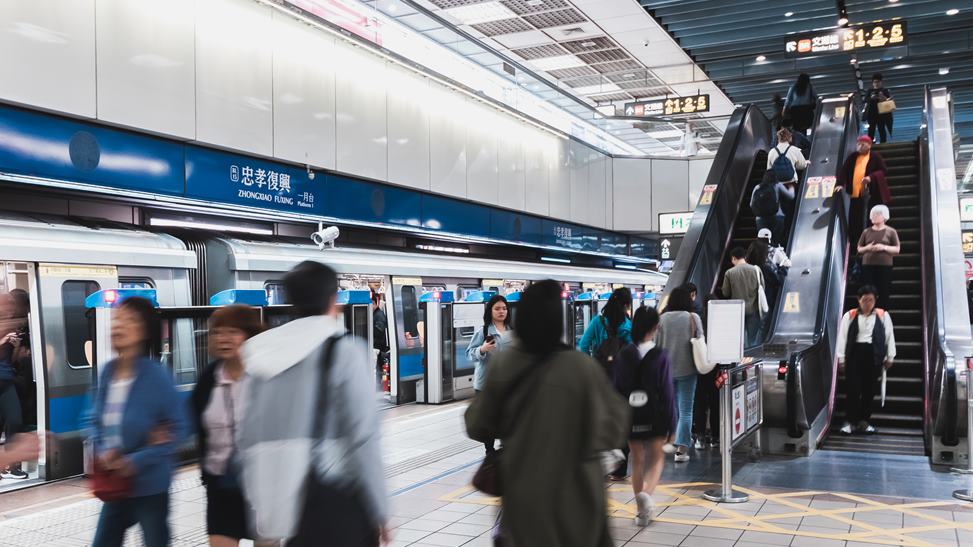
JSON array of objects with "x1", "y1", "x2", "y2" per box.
[
  {"x1": 642, "y1": 40, "x2": 649, "y2": 47},
  {"x1": 306, "y1": 164, "x2": 315, "y2": 180},
  {"x1": 311, "y1": 223, "x2": 339, "y2": 250}
]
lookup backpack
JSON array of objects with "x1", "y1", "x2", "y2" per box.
[
  {"x1": 771, "y1": 145, "x2": 796, "y2": 182},
  {"x1": 751, "y1": 180, "x2": 780, "y2": 218},
  {"x1": 593, "y1": 317, "x2": 623, "y2": 377},
  {"x1": 628, "y1": 347, "x2": 666, "y2": 434}
]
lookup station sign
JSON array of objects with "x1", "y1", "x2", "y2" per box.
[
  {"x1": 624, "y1": 94, "x2": 710, "y2": 117},
  {"x1": 785, "y1": 20, "x2": 907, "y2": 56},
  {"x1": 659, "y1": 212, "x2": 693, "y2": 235}
]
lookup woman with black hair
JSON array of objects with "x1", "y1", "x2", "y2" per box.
[
  {"x1": 657, "y1": 287, "x2": 704, "y2": 463},
  {"x1": 577, "y1": 287, "x2": 633, "y2": 366},
  {"x1": 465, "y1": 294, "x2": 511, "y2": 453},
  {"x1": 613, "y1": 306, "x2": 675, "y2": 526},
  {"x1": 865, "y1": 73, "x2": 894, "y2": 143},
  {"x1": 465, "y1": 280, "x2": 627, "y2": 547},
  {"x1": 89, "y1": 297, "x2": 187, "y2": 547},
  {"x1": 784, "y1": 73, "x2": 817, "y2": 133}
]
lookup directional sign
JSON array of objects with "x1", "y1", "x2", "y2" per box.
[{"x1": 785, "y1": 20, "x2": 907, "y2": 57}]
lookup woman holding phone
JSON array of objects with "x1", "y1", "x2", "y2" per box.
[{"x1": 466, "y1": 294, "x2": 511, "y2": 453}]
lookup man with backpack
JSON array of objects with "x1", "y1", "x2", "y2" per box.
[
  {"x1": 835, "y1": 285, "x2": 896, "y2": 435},
  {"x1": 751, "y1": 171, "x2": 795, "y2": 244}
]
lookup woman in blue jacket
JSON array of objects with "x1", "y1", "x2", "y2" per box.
[
  {"x1": 465, "y1": 294, "x2": 511, "y2": 453},
  {"x1": 89, "y1": 296, "x2": 187, "y2": 547}
]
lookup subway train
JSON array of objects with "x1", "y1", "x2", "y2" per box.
[{"x1": 0, "y1": 211, "x2": 666, "y2": 485}]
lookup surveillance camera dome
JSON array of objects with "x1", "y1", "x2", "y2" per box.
[{"x1": 311, "y1": 225, "x2": 339, "y2": 249}]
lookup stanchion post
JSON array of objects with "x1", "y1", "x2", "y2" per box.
[
  {"x1": 953, "y1": 360, "x2": 973, "y2": 501},
  {"x1": 703, "y1": 365, "x2": 749, "y2": 504}
]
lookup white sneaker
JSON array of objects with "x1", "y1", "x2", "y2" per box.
[
  {"x1": 694, "y1": 438, "x2": 705, "y2": 450},
  {"x1": 862, "y1": 423, "x2": 876, "y2": 434},
  {"x1": 634, "y1": 492, "x2": 654, "y2": 527},
  {"x1": 662, "y1": 443, "x2": 677, "y2": 454},
  {"x1": 674, "y1": 451, "x2": 690, "y2": 463},
  {"x1": 840, "y1": 422, "x2": 853, "y2": 435}
]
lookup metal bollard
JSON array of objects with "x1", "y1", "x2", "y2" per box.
[
  {"x1": 703, "y1": 366, "x2": 750, "y2": 503},
  {"x1": 953, "y1": 362, "x2": 973, "y2": 501}
]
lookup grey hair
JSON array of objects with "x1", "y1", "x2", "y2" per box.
[{"x1": 870, "y1": 204, "x2": 890, "y2": 221}]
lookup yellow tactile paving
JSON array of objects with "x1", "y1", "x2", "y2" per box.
[{"x1": 439, "y1": 482, "x2": 973, "y2": 546}]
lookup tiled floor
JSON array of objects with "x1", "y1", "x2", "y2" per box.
[{"x1": 0, "y1": 401, "x2": 972, "y2": 546}]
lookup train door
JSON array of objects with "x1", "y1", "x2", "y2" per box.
[
  {"x1": 416, "y1": 290, "x2": 454, "y2": 404},
  {"x1": 390, "y1": 278, "x2": 423, "y2": 403},
  {"x1": 452, "y1": 291, "x2": 494, "y2": 400},
  {"x1": 36, "y1": 263, "x2": 118, "y2": 483}
]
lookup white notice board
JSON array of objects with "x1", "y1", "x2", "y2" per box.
[{"x1": 707, "y1": 300, "x2": 744, "y2": 364}]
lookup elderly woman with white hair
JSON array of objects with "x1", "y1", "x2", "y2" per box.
[{"x1": 857, "y1": 204, "x2": 900, "y2": 310}]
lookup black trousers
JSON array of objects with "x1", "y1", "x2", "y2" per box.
[
  {"x1": 474, "y1": 390, "x2": 496, "y2": 453},
  {"x1": 862, "y1": 265, "x2": 893, "y2": 310},
  {"x1": 0, "y1": 382, "x2": 22, "y2": 444},
  {"x1": 789, "y1": 104, "x2": 815, "y2": 133},
  {"x1": 845, "y1": 343, "x2": 879, "y2": 424},
  {"x1": 868, "y1": 114, "x2": 893, "y2": 144},
  {"x1": 693, "y1": 369, "x2": 720, "y2": 442}
]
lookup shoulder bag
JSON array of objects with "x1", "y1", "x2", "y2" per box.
[
  {"x1": 472, "y1": 353, "x2": 552, "y2": 497},
  {"x1": 689, "y1": 314, "x2": 715, "y2": 375},
  {"x1": 877, "y1": 99, "x2": 896, "y2": 115},
  {"x1": 756, "y1": 266, "x2": 770, "y2": 316}
]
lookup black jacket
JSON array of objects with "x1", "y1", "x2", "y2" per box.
[{"x1": 189, "y1": 360, "x2": 220, "y2": 484}]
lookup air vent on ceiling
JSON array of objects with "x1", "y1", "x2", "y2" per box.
[
  {"x1": 472, "y1": 18, "x2": 534, "y2": 36},
  {"x1": 523, "y1": 9, "x2": 586, "y2": 29},
  {"x1": 501, "y1": 0, "x2": 569, "y2": 15},
  {"x1": 510, "y1": 43, "x2": 569, "y2": 59}
]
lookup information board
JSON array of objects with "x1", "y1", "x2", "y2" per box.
[
  {"x1": 785, "y1": 20, "x2": 907, "y2": 57},
  {"x1": 731, "y1": 384, "x2": 745, "y2": 441},
  {"x1": 745, "y1": 374, "x2": 760, "y2": 431},
  {"x1": 624, "y1": 94, "x2": 710, "y2": 117},
  {"x1": 707, "y1": 300, "x2": 744, "y2": 364}
]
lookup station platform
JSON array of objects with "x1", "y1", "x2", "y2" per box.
[{"x1": 0, "y1": 402, "x2": 971, "y2": 547}]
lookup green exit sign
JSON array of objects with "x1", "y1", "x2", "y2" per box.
[{"x1": 660, "y1": 212, "x2": 693, "y2": 235}]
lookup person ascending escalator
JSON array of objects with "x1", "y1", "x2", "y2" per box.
[{"x1": 751, "y1": 171, "x2": 795, "y2": 244}]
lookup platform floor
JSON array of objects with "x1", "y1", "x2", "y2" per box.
[{"x1": 0, "y1": 401, "x2": 971, "y2": 546}]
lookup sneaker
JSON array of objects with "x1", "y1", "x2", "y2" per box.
[
  {"x1": 634, "y1": 492, "x2": 654, "y2": 527},
  {"x1": 1, "y1": 468, "x2": 27, "y2": 480},
  {"x1": 674, "y1": 450, "x2": 690, "y2": 463},
  {"x1": 662, "y1": 443, "x2": 677, "y2": 455},
  {"x1": 694, "y1": 438, "x2": 705, "y2": 450},
  {"x1": 861, "y1": 423, "x2": 876, "y2": 434},
  {"x1": 839, "y1": 422, "x2": 853, "y2": 435},
  {"x1": 709, "y1": 439, "x2": 719, "y2": 449}
]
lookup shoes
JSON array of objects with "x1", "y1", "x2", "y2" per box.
[
  {"x1": 840, "y1": 422, "x2": 853, "y2": 435},
  {"x1": 674, "y1": 450, "x2": 690, "y2": 463},
  {"x1": 607, "y1": 473, "x2": 629, "y2": 482},
  {"x1": 694, "y1": 438, "x2": 705, "y2": 450},
  {"x1": 710, "y1": 440, "x2": 719, "y2": 449},
  {"x1": 1, "y1": 468, "x2": 27, "y2": 479},
  {"x1": 634, "y1": 492, "x2": 654, "y2": 527},
  {"x1": 662, "y1": 443, "x2": 677, "y2": 455},
  {"x1": 859, "y1": 421, "x2": 876, "y2": 434}
]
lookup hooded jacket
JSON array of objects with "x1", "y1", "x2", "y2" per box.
[{"x1": 237, "y1": 315, "x2": 387, "y2": 540}]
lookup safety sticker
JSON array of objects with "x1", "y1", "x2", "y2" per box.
[
  {"x1": 783, "y1": 291, "x2": 800, "y2": 313},
  {"x1": 820, "y1": 176, "x2": 836, "y2": 197},
  {"x1": 804, "y1": 182, "x2": 820, "y2": 199},
  {"x1": 807, "y1": 176, "x2": 823, "y2": 185},
  {"x1": 700, "y1": 184, "x2": 717, "y2": 205}
]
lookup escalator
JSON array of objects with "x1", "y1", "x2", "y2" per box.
[{"x1": 822, "y1": 141, "x2": 925, "y2": 455}]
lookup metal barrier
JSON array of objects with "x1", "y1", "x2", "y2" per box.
[
  {"x1": 703, "y1": 361, "x2": 763, "y2": 503},
  {"x1": 954, "y1": 358, "x2": 973, "y2": 501}
]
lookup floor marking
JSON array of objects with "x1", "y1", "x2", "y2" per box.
[
  {"x1": 440, "y1": 482, "x2": 971, "y2": 547},
  {"x1": 389, "y1": 460, "x2": 480, "y2": 497}
]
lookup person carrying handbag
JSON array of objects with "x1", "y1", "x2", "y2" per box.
[
  {"x1": 656, "y1": 288, "x2": 704, "y2": 463},
  {"x1": 865, "y1": 74, "x2": 894, "y2": 143}
]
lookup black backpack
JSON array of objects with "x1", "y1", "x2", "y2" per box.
[
  {"x1": 629, "y1": 347, "x2": 666, "y2": 434},
  {"x1": 751, "y1": 181, "x2": 780, "y2": 218},
  {"x1": 771, "y1": 145, "x2": 796, "y2": 182},
  {"x1": 593, "y1": 317, "x2": 623, "y2": 377}
]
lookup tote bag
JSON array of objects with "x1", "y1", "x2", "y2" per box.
[{"x1": 689, "y1": 314, "x2": 715, "y2": 374}]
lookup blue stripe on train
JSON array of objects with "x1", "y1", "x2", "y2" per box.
[{"x1": 48, "y1": 390, "x2": 193, "y2": 434}]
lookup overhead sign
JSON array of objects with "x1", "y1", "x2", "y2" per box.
[
  {"x1": 660, "y1": 239, "x2": 671, "y2": 260},
  {"x1": 960, "y1": 197, "x2": 973, "y2": 222},
  {"x1": 785, "y1": 20, "x2": 907, "y2": 56},
  {"x1": 624, "y1": 94, "x2": 710, "y2": 117},
  {"x1": 659, "y1": 212, "x2": 693, "y2": 235}
]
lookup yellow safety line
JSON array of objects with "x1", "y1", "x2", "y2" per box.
[{"x1": 834, "y1": 491, "x2": 973, "y2": 531}]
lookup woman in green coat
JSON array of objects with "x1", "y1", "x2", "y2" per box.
[{"x1": 465, "y1": 280, "x2": 629, "y2": 547}]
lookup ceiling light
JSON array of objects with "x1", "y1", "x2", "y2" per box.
[
  {"x1": 148, "y1": 217, "x2": 274, "y2": 235},
  {"x1": 940, "y1": 67, "x2": 950, "y2": 75},
  {"x1": 836, "y1": 0, "x2": 849, "y2": 26},
  {"x1": 416, "y1": 244, "x2": 470, "y2": 254},
  {"x1": 581, "y1": 41, "x2": 597, "y2": 47},
  {"x1": 947, "y1": 8, "x2": 959, "y2": 15},
  {"x1": 785, "y1": 11, "x2": 794, "y2": 16},
  {"x1": 889, "y1": 0, "x2": 899, "y2": 3},
  {"x1": 837, "y1": 16, "x2": 849, "y2": 25},
  {"x1": 614, "y1": 264, "x2": 638, "y2": 270},
  {"x1": 540, "y1": 256, "x2": 571, "y2": 264},
  {"x1": 442, "y1": 1, "x2": 516, "y2": 25},
  {"x1": 755, "y1": 55, "x2": 767, "y2": 62},
  {"x1": 526, "y1": 0, "x2": 544, "y2": 5},
  {"x1": 529, "y1": 54, "x2": 586, "y2": 72},
  {"x1": 624, "y1": 73, "x2": 636, "y2": 78}
]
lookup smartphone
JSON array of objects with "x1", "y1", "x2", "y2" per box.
[{"x1": 485, "y1": 335, "x2": 495, "y2": 344}]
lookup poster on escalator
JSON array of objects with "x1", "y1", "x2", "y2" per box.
[{"x1": 731, "y1": 384, "x2": 745, "y2": 442}]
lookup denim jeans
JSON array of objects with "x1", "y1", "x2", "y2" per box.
[
  {"x1": 92, "y1": 492, "x2": 169, "y2": 547},
  {"x1": 673, "y1": 374, "x2": 698, "y2": 448}
]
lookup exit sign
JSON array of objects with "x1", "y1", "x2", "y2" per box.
[
  {"x1": 961, "y1": 197, "x2": 973, "y2": 222},
  {"x1": 659, "y1": 212, "x2": 693, "y2": 235}
]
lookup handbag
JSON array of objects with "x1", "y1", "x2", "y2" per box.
[
  {"x1": 689, "y1": 315, "x2": 715, "y2": 375},
  {"x1": 877, "y1": 99, "x2": 896, "y2": 115},
  {"x1": 756, "y1": 266, "x2": 770, "y2": 316},
  {"x1": 90, "y1": 457, "x2": 131, "y2": 502},
  {"x1": 472, "y1": 354, "x2": 553, "y2": 497}
]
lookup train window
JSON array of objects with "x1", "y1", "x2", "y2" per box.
[
  {"x1": 62, "y1": 280, "x2": 100, "y2": 368},
  {"x1": 265, "y1": 282, "x2": 286, "y2": 306},
  {"x1": 401, "y1": 286, "x2": 419, "y2": 336},
  {"x1": 119, "y1": 277, "x2": 154, "y2": 289}
]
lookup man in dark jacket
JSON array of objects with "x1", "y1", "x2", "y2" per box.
[{"x1": 836, "y1": 135, "x2": 890, "y2": 247}]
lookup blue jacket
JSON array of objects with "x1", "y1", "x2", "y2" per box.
[
  {"x1": 86, "y1": 357, "x2": 187, "y2": 498},
  {"x1": 465, "y1": 324, "x2": 511, "y2": 391},
  {"x1": 577, "y1": 315, "x2": 632, "y2": 355}
]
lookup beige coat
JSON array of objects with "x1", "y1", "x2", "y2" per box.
[{"x1": 465, "y1": 344, "x2": 629, "y2": 547}]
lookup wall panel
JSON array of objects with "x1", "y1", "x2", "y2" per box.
[
  {"x1": 334, "y1": 42, "x2": 388, "y2": 181},
  {"x1": 569, "y1": 140, "x2": 589, "y2": 225},
  {"x1": 386, "y1": 65, "x2": 431, "y2": 191},
  {"x1": 612, "y1": 157, "x2": 652, "y2": 231},
  {"x1": 0, "y1": 0, "x2": 96, "y2": 117},
  {"x1": 651, "y1": 159, "x2": 690, "y2": 232},
  {"x1": 587, "y1": 152, "x2": 607, "y2": 229},
  {"x1": 688, "y1": 157, "x2": 714, "y2": 209},
  {"x1": 524, "y1": 137, "x2": 550, "y2": 216},
  {"x1": 548, "y1": 138, "x2": 571, "y2": 220},
  {"x1": 466, "y1": 104, "x2": 500, "y2": 205},
  {"x1": 498, "y1": 120, "x2": 526, "y2": 211},
  {"x1": 196, "y1": 0, "x2": 274, "y2": 156},
  {"x1": 272, "y1": 12, "x2": 337, "y2": 170},
  {"x1": 429, "y1": 85, "x2": 468, "y2": 198}
]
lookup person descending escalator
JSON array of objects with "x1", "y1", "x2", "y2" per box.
[
  {"x1": 836, "y1": 285, "x2": 897, "y2": 435},
  {"x1": 836, "y1": 135, "x2": 891, "y2": 281},
  {"x1": 751, "y1": 171, "x2": 795, "y2": 244},
  {"x1": 857, "y1": 205, "x2": 900, "y2": 311},
  {"x1": 865, "y1": 74, "x2": 894, "y2": 144},
  {"x1": 783, "y1": 73, "x2": 817, "y2": 134}
]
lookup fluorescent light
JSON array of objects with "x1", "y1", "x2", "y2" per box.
[
  {"x1": 443, "y1": 2, "x2": 516, "y2": 25},
  {"x1": 940, "y1": 67, "x2": 951, "y2": 75},
  {"x1": 416, "y1": 244, "x2": 470, "y2": 254},
  {"x1": 947, "y1": 9, "x2": 959, "y2": 15},
  {"x1": 149, "y1": 217, "x2": 274, "y2": 235},
  {"x1": 581, "y1": 41, "x2": 597, "y2": 47},
  {"x1": 529, "y1": 54, "x2": 586, "y2": 72},
  {"x1": 755, "y1": 55, "x2": 767, "y2": 62},
  {"x1": 784, "y1": 11, "x2": 794, "y2": 16},
  {"x1": 614, "y1": 264, "x2": 638, "y2": 270},
  {"x1": 540, "y1": 256, "x2": 571, "y2": 264},
  {"x1": 571, "y1": 83, "x2": 622, "y2": 95},
  {"x1": 648, "y1": 130, "x2": 685, "y2": 139}
]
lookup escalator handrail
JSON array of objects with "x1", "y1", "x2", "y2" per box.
[
  {"x1": 664, "y1": 105, "x2": 770, "y2": 298},
  {"x1": 920, "y1": 86, "x2": 973, "y2": 446}
]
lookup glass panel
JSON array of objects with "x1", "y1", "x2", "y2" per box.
[{"x1": 61, "y1": 281, "x2": 100, "y2": 368}]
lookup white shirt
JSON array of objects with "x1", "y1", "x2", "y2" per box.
[
  {"x1": 767, "y1": 144, "x2": 808, "y2": 183},
  {"x1": 637, "y1": 340, "x2": 656, "y2": 359},
  {"x1": 202, "y1": 364, "x2": 249, "y2": 476},
  {"x1": 835, "y1": 310, "x2": 897, "y2": 363},
  {"x1": 102, "y1": 377, "x2": 135, "y2": 450}
]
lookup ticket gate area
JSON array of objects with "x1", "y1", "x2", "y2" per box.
[
  {"x1": 416, "y1": 290, "x2": 455, "y2": 404},
  {"x1": 337, "y1": 289, "x2": 373, "y2": 351}
]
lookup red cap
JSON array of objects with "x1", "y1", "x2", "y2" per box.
[{"x1": 857, "y1": 135, "x2": 873, "y2": 144}]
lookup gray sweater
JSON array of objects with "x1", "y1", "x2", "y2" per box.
[{"x1": 655, "y1": 311, "x2": 704, "y2": 378}]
